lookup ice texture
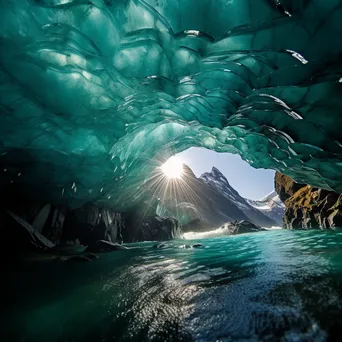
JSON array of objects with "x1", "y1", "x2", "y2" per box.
[{"x1": 1, "y1": 0, "x2": 342, "y2": 208}]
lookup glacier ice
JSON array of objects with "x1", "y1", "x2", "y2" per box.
[{"x1": 1, "y1": 0, "x2": 342, "y2": 209}]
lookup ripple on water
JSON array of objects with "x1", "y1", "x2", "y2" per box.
[{"x1": 3, "y1": 229, "x2": 342, "y2": 341}]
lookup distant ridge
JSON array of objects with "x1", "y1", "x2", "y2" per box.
[
  {"x1": 246, "y1": 191, "x2": 285, "y2": 226},
  {"x1": 156, "y1": 164, "x2": 277, "y2": 227}
]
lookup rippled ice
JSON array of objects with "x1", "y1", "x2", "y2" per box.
[{"x1": 3, "y1": 230, "x2": 342, "y2": 341}]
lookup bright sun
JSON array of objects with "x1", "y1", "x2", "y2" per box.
[{"x1": 161, "y1": 157, "x2": 183, "y2": 179}]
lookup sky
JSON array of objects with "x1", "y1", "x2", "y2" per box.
[{"x1": 175, "y1": 147, "x2": 275, "y2": 200}]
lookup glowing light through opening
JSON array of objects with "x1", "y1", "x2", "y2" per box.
[{"x1": 161, "y1": 157, "x2": 183, "y2": 179}]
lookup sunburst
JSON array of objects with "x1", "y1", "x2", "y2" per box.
[{"x1": 160, "y1": 157, "x2": 183, "y2": 179}]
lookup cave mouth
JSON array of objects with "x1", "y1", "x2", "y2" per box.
[
  {"x1": 1, "y1": 0, "x2": 342, "y2": 212},
  {"x1": 174, "y1": 147, "x2": 275, "y2": 201},
  {"x1": 142, "y1": 148, "x2": 282, "y2": 229}
]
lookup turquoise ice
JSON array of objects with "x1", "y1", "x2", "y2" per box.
[{"x1": 1, "y1": 0, "x2": 342, "y2": 208}]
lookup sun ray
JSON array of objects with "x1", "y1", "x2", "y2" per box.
[{"x1": 160, "y1": 157, "x2": 183, "y2": 179}]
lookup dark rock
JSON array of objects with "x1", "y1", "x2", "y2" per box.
[
  {"x1": 152, "y1": 243, "x2": 166, "y2": 249},
  {"x1": 275, "y1": 173, "x2": 342, "y2": 229},
  {"x1": 180, "y1": 244, "x2": 191, "y2": 249},
  {"x1": 223, "y1": 220, "x2": 266, "y2": 235},
  {"x1": 0, "y1": 209, "x2": 55, "y2": 254},
  {"x1": 1, "y1": 201, "x2": 183, "y2": 256},
  {"x1": 61, "y1": 204, "x2": 125, "y2": 246},
  {"x1": 4, "y1": 201, "x2": 67, "y2": 245},
  {"x1": 42, "y1": 205, "x2": 67, "y2": 244},
  {"x1": 123, "y1": 216, "x2": 182, "y2": 242},
  {"x1": 62, "y1": 205, "x2": 182, "y2": 244},
  {"x1": 275, "y1": 172, "x2": 305, "y2": 202},
  {"x1": 60, "y1": 205, "x2": 182, "y2": 244},
  {"x1": 86, "y1": 240, "x2": 128, "y2": 253},
  {"x1": 192, "y1": 243, "x2": 204, "y2": 248},
  {"x1": 183, "y1": 219, "x2": 266, "y2": 236},
  {"x1": 32, "y1": 204, "x2": 51, "y2": 233}
]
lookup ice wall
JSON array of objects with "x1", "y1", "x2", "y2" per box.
[{"x1": 1, "y1": 0, "x2": 342, "y2": 208}]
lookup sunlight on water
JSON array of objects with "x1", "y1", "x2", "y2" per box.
[
  {"x1": 184, "y1": 226, "x2": 233, "y2": 240},
  {"x1": 184, "y1": 226, "x2": 282, "y2": 240},
  {"x1": 4, "y1": 230, "x2": 342, "y2": 341}
]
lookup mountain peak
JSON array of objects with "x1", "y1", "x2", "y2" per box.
[
  {"x1": 211, "y1": 166, "x2": 222, "y2": 174},
  {"x1": 259, "y1": 190, "x2": 277, "y2": 202},
  {"x1": 199, "y1": 166, "x2": 234, "y2": 191},
  {"x1": 199, "y1": 165, "x2": 277, "y2": 227},
  {"x1": 182, "y1": 163, "x2": 197, "y2": 179},
  {"x1": 208, "y1": 166, "x2": 228, "y2": 183}
]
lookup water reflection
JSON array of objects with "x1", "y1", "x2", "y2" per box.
[{"x1": 3, "y1": 230, "x2": 342, "y2": 341}]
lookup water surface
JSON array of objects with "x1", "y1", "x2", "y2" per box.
[{"x1": 3, "y1": 230, "x2": 342, "y2": 341}]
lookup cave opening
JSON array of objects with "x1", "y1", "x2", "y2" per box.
[{"x1": 148, "y1": 147, "x2": 282, "y2": 228}]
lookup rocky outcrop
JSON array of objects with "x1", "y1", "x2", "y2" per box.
[
  {"x1": 220, "y1": 220, "x2": 267, "y2": 235},
  {"x1": 0, "y1": 209, "x2": 55, "y2": 254},
  {"x1": 275, "y1": 172, "x2": 342, "y2": 229},
  {"x1": 61, "y1": 204, "x2": 125, "y2": 246},
  {"x1": 1, "y1": 202, "x2": 183, "y2": 252},
  {"x1": 183, "y1": 218, "x2": 266, "y2": 235},
  {"x1": 61, "y1": 205, "x2": 182, "y2": 243},
  {"x1": 1, "y1": 202, "x2": 68, "y2": 245},
  {"x1": 123, "y1": 216, "x2": 182, "y2": 242},
  {"x1": 275, "y1": 172, "x2": 305, "y2": 203}
]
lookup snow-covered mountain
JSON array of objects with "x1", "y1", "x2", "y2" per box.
[
  {"x1": 246, "y1": 191, "x2": 285, "y2": 226},
  {"x1": 151, "y1": 164, "x2": 280, "y2": 228},
  {"x1": 200, "y1": 167, "x2": 279, "y2": 227}
]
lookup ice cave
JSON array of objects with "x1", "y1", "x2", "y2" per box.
[{"x1": 1, "y1": 0, "x2": 342, "y2": 210}]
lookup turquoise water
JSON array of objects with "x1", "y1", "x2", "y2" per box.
[{"x1": 3, "y1": 230, "x2": 342, "y2": 342}]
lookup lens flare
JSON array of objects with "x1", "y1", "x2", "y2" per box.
[{"x1": 161, "y1": 157, "x2": 183, "y2": 179}]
